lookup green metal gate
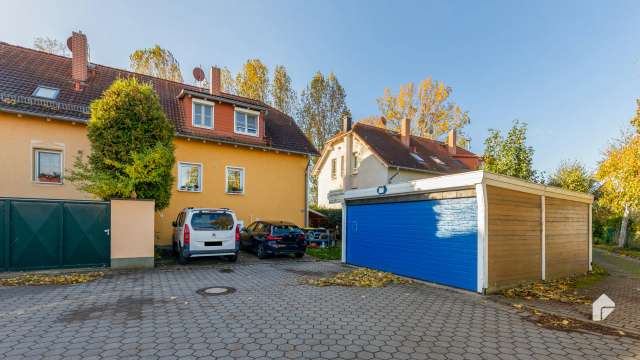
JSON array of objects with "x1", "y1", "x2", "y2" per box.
[{"x1": 0, "y1": 198, "x2": 110, "y2": 271}]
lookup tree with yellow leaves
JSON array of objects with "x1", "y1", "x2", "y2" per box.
[
  {"x1": 235, "y1": 59, "x2": 270, "y2": 102},
  {"x1": 271, "y1": 65, "x2": 296, "y2": 115},
  {"x1": 376, "y1": 77, "x2": 470, "y2": 144},
  {"x1": 596, "y1": 103, "x2": 640, "y2": 247},
  {"x1": 129, "y1": 45, "x2": 183, "y2": 82}
]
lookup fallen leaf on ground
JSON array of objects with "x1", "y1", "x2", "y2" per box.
[
  {"x1": 0, "y1": 272, "x2": 104, "y2": 286},
  {"x1": 302, "y1": 268, "x2": 413, "y2": 288},
  {"x1": 501, "y1": 264, "x2": 608, "y2": 305}
]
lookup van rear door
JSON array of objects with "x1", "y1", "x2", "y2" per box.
[{"x1": 189, "y1": 211, "x2": 236, "y2": 251}]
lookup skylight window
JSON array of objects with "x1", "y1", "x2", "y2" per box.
[
  {"x1": 410, "y1": 153, "x2": 425, "y2": 163},
  {"x1": 430, "y1": 156, "x2": 446, "y2": 165},
  {"x1": 32, "y1": 86, "x2": 60, "y2": 100}
]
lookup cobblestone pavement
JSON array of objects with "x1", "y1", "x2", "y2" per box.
[
  {"x1": 584, "y1": 250, "x2": 640, "y2": 332},
  {"x1": 0, "y1": 255, "x2": 639, "y2": 359},
  {"x1": 505, "y1": 249, "x2": 640, "y2": 335}
]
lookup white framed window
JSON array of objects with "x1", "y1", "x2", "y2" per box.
[
  {"x1": 178, "y1": 162, "x2": 202, "y2": 192},
  {"x1": 234, "y1": 108, "x2": 259, "y2": 137},
  {"x1": 33, "y1": 149, "x2": 63, "y2": 184},
  {"x1": 352, "y1": 152, "x2": 359, "y2": 174},
  {"x1": 192, "y1": 99, "x2": 214, "y2": 129},
  {"x1": 225, "y1": 166, "x2": 245, "y2": 194},
  {"x1": 340, "y1": 155, "x2": 345, "y2": 177},
  {"x1": 330, "y1": 158, "x2": 337, "y2": 180},
  {"x1": 32, "y1": 85, "x2": 60, "y2": 100}
]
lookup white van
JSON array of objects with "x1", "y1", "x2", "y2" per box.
[{"x1": 172, "y1": 208, "x2": 240, "y2": 264}]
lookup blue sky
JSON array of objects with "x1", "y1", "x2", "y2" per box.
[{"x1": 2, "y1": 0, "x2": 639, "y2": 173}]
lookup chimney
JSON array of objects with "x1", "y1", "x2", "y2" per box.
[
  {"x1": 400, "y1": 117, "x2": 411, "y2": 148},
  {"x1": 342, "y1": 114, "x2": 352, "y2": 132},
  {"x1": 70, "y1": 31, "x2": 88, "y2": 89},
  {"x1": 210, "y1": 66, "x2": 221, "y2": 95},
  {"x1": 447, "y1": 129, "x2": 457, "y2": 155}
]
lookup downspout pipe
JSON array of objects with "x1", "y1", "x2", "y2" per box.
[
  {"x1": 388, "y1": 166, "x2": 400, "y2": 184},
  {"x1": 305, "y1": 156, "x2": 310, "y2": 227}
]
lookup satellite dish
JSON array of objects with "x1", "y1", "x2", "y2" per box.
[
  {"x1": 193, "y1": 67, "x2": 205, "y2": 82},
  {"x1": 66, "y1": 36, "x2": 73, "y2": 51}
]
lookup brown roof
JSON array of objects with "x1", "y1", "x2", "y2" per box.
[
  {"x1": 350, "y1": 122, "x2": 479, "y2": 174},
  {"x1": 0, "y1": 42, "x2": 318, "y2": 156}
]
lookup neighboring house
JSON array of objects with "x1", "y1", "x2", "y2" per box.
[
  {"x1": 313, "y1": 117, "x2": 481, "y2": 208},
  {"x1": 0, "y1": 32, "x2": 318, "y2": 247}
]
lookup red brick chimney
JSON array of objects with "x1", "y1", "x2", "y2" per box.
[
  {"x1": 210, "y1": 66, "x2": 221, "y2": 95},
  {"x1": 447, "y1": 128, "x2": 457, "y2": 155},
  {"x1": 400, "y1": 117, "x2": 411, "y2": 148},
  {"x1": 70, "y1": 31, "x2": 88, "y2": 90}
]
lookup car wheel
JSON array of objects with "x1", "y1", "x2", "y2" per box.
[
  {"x1": 256, "y1": 243, "x2": 267, "y2": 259},
  {"x1": 227, "y1": 254, "x2": 238, "y2": 262},
  {"x1": 178, "y1": 250, "x2": 188, "y2": 265},
  {"x1": 295, "y1": 252, "x2": 304, "y2": 258}
]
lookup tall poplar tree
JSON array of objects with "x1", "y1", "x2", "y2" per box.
[
  {"x1": 235, "y1": 59, "x2": 269, "y2": 102},
  {"x1": 271, "y1": 65, "x2": 296, "y2": 115},
  {"x1": 298, "y1": 71, "x2": 350, "y2": 203}
]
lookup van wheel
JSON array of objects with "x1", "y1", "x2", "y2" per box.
[
  {"x1": 178, "y1": 250, "x2": 188, "y2": 265},
  {"x1": 256, "y1": 244, "x2": 267, "y2": 259},
  {"x1": 227, "y1": 254, "x2": 238, "y2": 262},
  {"x1": 295, "y1": 252, "x2": 304, "y2": 258}
]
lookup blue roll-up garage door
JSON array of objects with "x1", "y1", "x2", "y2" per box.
[{"x1": 346, "y1": 197, "x2": 478, "y2": 291}]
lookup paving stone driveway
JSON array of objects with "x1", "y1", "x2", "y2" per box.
[
  {"x1": 0, "y1": 257, "x2": 638, "y2": 360},
  {"x1": 504, "y1": 249, "x2": 640, "y2": 335}
]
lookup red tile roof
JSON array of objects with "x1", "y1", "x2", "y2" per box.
[
  {"x1": 0, "y1": 42, "x2": 318, "y2": 156},
  {"x1": 351, "y1": 122, "x2": 480, "y2": 174}
]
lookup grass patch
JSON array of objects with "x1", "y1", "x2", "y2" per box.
[
  {"x1": 306, "y1": 246, "x2": 341, "y2": 260},
  {"x1": 574, "y1": 263, "x2": 608, "y2": 288},
  {"x1": 302, "y1": 268, "x2": 413, "y2": 287},
  {"x1": 502, "y1": 264, "x2": 608, "y2": 304},
  {"x1": 0, "y1": 272, "x2": 104, "y2": 286},
  {"x1": 594, "y1": 243, "x2": 640, "y2": 260}
]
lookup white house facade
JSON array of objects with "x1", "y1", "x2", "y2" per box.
[{"x1": 313, "y1": 118, "x2": 482, "y2": 208}]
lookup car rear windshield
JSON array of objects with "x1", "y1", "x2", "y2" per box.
[
  {"x1": 190, "y1": 212, "x2": 234, "y2": 231},
  {"x1": 272, "y1": 225, "x2": 302, "y2": 236}
]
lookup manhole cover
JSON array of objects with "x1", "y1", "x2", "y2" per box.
[{"x1": 197, "y1": 286, "x2": 236, "y2": 296}]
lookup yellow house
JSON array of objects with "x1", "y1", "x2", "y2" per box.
[{"x1": 0, "y1": 33, "x2": 317, "y2": 251}]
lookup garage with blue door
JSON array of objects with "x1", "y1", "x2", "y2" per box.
[
  {"x1": 346, "y1": 191, "x2": 478, "y2": 291},
  {"x1": 341, "y1": 171, "x2": 594, "y2": 294}
]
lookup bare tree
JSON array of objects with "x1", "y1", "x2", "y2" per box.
[{"x1": 34, "y1": 37, "x2": 69, "y2": 56}]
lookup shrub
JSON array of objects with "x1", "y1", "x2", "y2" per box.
[{"x1": 68, "y1": 78, "x2": 175, "y2": 210}]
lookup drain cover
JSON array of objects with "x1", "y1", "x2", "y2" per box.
[{"x1": 197, "y1": 286, "x2": 236, "y2": 296}]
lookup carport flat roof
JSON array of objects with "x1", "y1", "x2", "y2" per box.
[{"x1": 342, "y1": 170, "x2": 593, "y2": 204}]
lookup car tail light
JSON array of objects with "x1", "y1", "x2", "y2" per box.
[
  {"x1": 235, "y1": 225, "x2": 240, "y2": 242},
  {"x1": 266, "y1": 235, "x2": 282, "y2": 241},
  {"x1": 183, "y1": 224, "x2": 190, "y2": 247}
]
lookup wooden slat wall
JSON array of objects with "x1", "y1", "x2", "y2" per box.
[
  {"x1": 487, "y1": 186, "x2": 541, "y2": 291},
  {"x1": 545, "y1": 197, "x2": 589, "y2": 278}
]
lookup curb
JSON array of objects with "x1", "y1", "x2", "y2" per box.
[{"x1": 489, "y1": 295, "x2": 640, "y2": 339}]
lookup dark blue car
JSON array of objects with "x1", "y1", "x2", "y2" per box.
[{"x1": 240, "y1": 220, "x2": 307, "y2": 259}]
